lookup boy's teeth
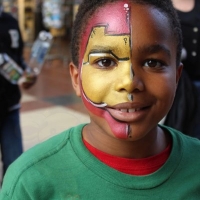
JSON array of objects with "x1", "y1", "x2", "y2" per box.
[
  {"x1": 120, "y1": 109, "x2": 128, "y2": 112},
  {"x1": 129, "y1": 108, "x2": 136, "y2": 112},
  {"x1": 120, "y1": 108, "x2": 138, "y2": 113}
]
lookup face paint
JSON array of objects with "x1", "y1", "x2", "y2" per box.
[
  {"x1": 127, "y1": 94, "x2": 134, "y2": 101},
  {"x1": 79, "y1": 1, "x2": 131, "y2": 66},
  {"x1": 82, "y1": 26, "x2": 131, "y2": 105},
  {"x1": 79, "y1": 1, "x2": 134, "y2": 139}
]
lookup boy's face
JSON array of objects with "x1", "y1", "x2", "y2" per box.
[{"x1": 71, "y1": 1, "x2": 182, "y2": 140}]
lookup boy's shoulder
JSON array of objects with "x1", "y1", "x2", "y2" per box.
[
  {"x1": 2, "y1": 124, "x2": 86, "y2": 194},
  {"x1": 162, "y1": 125, "x2": 200, "y2": 155},
  {"x1": 13, "y1": 123, "x2": 85, "y2": 166}
]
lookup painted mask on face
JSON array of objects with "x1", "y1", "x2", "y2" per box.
[{"x1": 79, "y1": 1, "x2": 134, "y2": 139}]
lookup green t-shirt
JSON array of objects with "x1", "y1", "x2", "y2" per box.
[{"x1": 1, "y1": 124, "x2": 200, "y2": 199}]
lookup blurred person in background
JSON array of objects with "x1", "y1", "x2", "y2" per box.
[
  {"x1": 164, "y1": 0, "x2": 200, "y2": 139},
  {"x1": 0, "y1": 1, "x2": 37, "y2": 176}
]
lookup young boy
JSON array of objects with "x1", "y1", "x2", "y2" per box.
[{"x1": 1, "y1": 0, "x2": 200, "y2": 199}]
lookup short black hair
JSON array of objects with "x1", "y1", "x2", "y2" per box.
[{"x1": 71, "y1": 0, "x2": 182, "y2": 67}]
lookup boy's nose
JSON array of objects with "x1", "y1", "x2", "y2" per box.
[{"x1": 115, "y1": 63, "x2": 144, "y2": 93}]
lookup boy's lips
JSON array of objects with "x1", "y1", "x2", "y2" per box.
[{"x1": 106, "y1": 102, "x2": 151, "y2": 122}]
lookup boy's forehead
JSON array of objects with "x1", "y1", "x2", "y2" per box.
[
  {"x1": 90, "y1": 1, "x2": 131, "y2": 34},
  {"x1": 79, "y1": 1, "x2": 131, "y2": 65}
]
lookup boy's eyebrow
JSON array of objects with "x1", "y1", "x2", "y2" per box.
[
  {"x1": 137, "y1": 44, "x2": 171, "y2": 58},
  {"x1": 89, "y1": 45, "x2": 113, "y2": 54},
  {"x1": 88, "y1": 45, "x2": 129, "y2": 60}
]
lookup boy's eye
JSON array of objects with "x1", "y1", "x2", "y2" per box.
[
  {"x1": 144, "y1": 60, "x2": 163, "y2": 68},
  {"x1": 96, "y1": 58, "x2": 116, "y2": 68}
]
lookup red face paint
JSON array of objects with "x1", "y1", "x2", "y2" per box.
[{"x1": 79, "y1": 1, "x2": 131, "y2": 139}]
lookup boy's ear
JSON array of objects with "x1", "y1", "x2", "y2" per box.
[
  {"x1": 176, "y1": 63, "x2": 183, "y2": 85},
  {"x1": 69, "y1": 62, "x2": 81, "y2": 97}
]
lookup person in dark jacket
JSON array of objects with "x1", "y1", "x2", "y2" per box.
[
  {"x1": 0, "y1": 3, "x2": 36, "y2": 176},
  {"x1": 164, "y1": 0, "x2": 200, "y2": 139}
]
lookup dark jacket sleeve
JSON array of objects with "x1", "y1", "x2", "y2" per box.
[
  {"x1": 164, "y1": 70, "x2": 198, "y2": 136},
  {"x1": 0, "y1": 12, "x2": 26, "y2": 117}
]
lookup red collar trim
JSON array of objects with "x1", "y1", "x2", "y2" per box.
[{"x1": 83, "y1": 139, "x2": 172, "y2": 176}]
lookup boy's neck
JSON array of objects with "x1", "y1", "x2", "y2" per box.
[{"x1": 82, "y1": 125, "x2": 170, "y2": 159}]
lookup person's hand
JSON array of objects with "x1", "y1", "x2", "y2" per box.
[{"x1": 21, "y1": 72, "x2": 37, "y2": 89}]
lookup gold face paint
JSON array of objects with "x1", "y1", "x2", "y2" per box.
[{"x1": 81, "y1": 26, "x2": 133, "y2": 106}]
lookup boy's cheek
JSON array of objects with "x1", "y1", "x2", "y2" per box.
[
  {"x1": 80, "y1": 61, "x2": 133, "y2": 105},
  {"x1": 81, "y1": 69, "x2": 110, "y2": 104}
]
